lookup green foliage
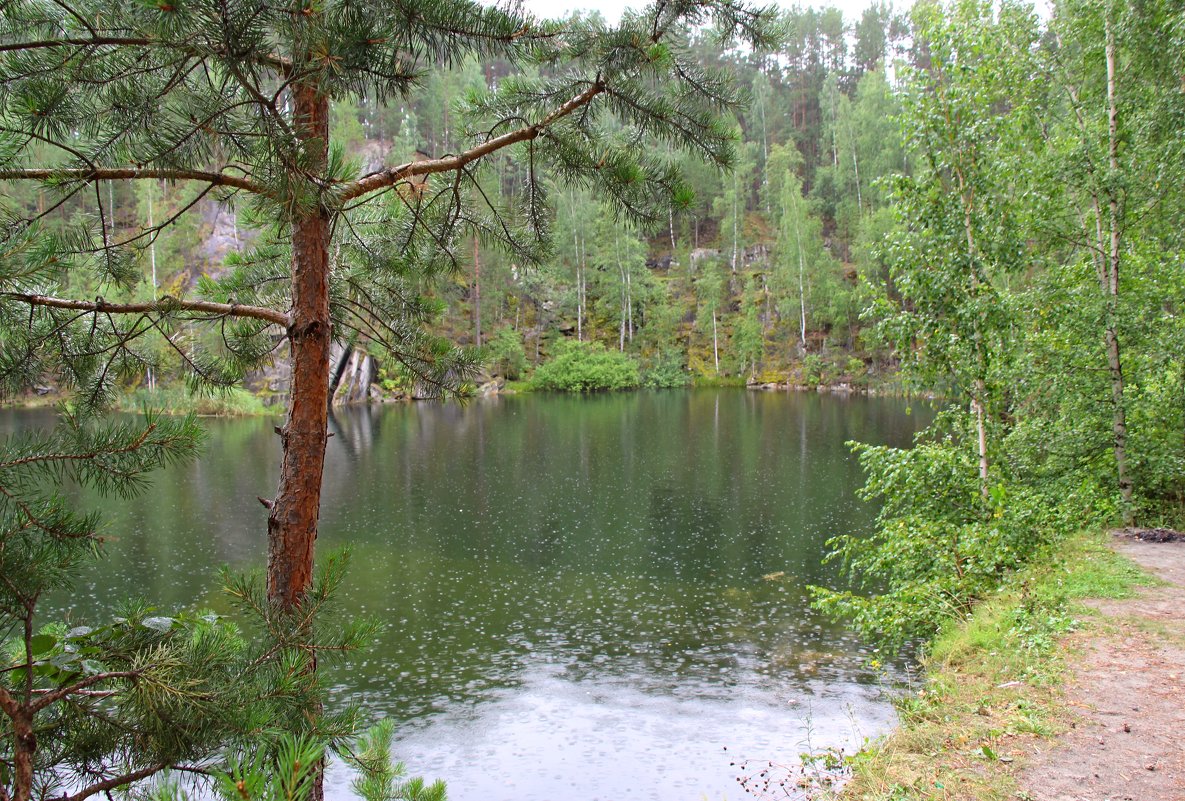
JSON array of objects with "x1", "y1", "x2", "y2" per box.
[
  {"x1": 485, "y1": 327, "x2": 527, "y2": 381},
  {"x1": 203, "y1": 723, "x2": 446, "y2": 801},
  {"x1": 214, "y1": 734, "x2": 325, "y2": 801},
  {"x1": 690, "y1": 374, "x2": 746, "y2": 388},
  {"x1": 810, "y1": 418, "x2": 1092, "y2": 650},
  {"x1": 801, "y1": 353, "x2": 824, "y2": 387},
  {"x1": 118, "y1": 387, "x2": 276, "y2": 417},
  {"x1": 0, "y1": 412, "x2": 386, "y2": 801},
  {"x1": 811, "y1": 0, "x2": 1185, "y2": 656},
  {"x1": 344, "y1": 720, "x2": 448, "y2": 801},
  {"x1": 640, "y1": 351, "x2": 691, "y2": 389},
  {"x1": 530, "y1": 340, "x2": 640, "y2": 393}
]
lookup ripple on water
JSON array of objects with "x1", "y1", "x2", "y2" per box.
[{"x1": 17, "y1": 391, "x2": 931, "y2": 801}]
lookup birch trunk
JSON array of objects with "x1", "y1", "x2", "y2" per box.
[
  {"x1": 712, "y1": 310, "x2": 719, "y2": 374},
  {"x1": 1104, "y1": 11, "x2": 1134, "y2": 524},
  {"x1": 473, "y1": 235, "x2": 482, "y2": 348}
]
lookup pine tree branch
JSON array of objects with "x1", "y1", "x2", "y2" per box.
[
  {"x1": 30, "y1": 670, "x2": 141, "y2": 713},
  {"x1": 340, "y1": 78, "x2": 605, "y2": 202},
  {"x1": 0, "y1": 168, "x2": 263, "y2": 195},
  {"x1": 2, "y1": 294, "x2": 292, "y2": 328},
  {"x1": 61, "y1": 762, "x2": 168, "y2": 801},
  {"x1": 0, "y1": 683, "x2": 19, "y2": 719},
  {"x1": 0, "y1": 482, "x2": 92, "y2": 541},
  {"x1": 0, "y1": 37, "x2": 293, "y2": 74},
  {"x1": 0, "y1": 37, "x2": 157, "y2": 53},
  {"x1": 0, "y1": 423, "x2": 156, "y2": 470}
]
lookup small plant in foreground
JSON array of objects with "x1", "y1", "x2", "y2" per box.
[{"x1": 724, "y1": 744, "x2": 853, "y2": 800}]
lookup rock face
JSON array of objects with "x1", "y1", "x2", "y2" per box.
[
  {"x1": 689, "y1": 248, "x2": 721, "y2": 270},
  {"x1": 199, "y1": 200, "x2": 244, "y2": 278},
  {"x1": 741, "y1": 243, "x2": 771, "y2": 268},
  {"x1": 329, "y1": 342, "x2": 377, "y2": 405},
  {"x1": 688, "y1": 244, "x2": 771, "y2": 271},
  {"x1": 246, "y1": 339, "x2": 379, "y2": 406}
]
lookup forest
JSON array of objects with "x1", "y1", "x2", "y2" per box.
[
  {"x1": 1, "y1": 1, "x2": 926, "y2": 399},
  {"x1": 1, "y1": 0, "x2": 1184, "y2": 799}
]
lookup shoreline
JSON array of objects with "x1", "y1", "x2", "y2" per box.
[
  {"x1": 1, "y1": 376, "x2": 933, "y2": 418},
  {"x1": 836, "y1": 530, "x2": 1181, "y2": 800}
]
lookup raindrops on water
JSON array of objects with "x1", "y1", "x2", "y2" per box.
[{"x1": 6, "y1": 391, "x2": 931, "y2": 801}]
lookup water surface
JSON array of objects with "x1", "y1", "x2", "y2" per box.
[{"x1": 3, "y1": 390, "x2": 929, "y2": 801}]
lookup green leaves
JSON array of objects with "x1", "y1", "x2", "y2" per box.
[
  {"x1": 530, "y1": 340, "x2": 641, "y2": 392},
  {"x1": 28, "y1": 633, "x2": 56, "y2": 657}
]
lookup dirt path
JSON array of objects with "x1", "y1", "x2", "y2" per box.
[{"x1": 1018, "y1": 534, "x2": 1185, "y2": 801}]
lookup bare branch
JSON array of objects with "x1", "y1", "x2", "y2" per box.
[
  {"x1": 0, "y1": 168, "x2": 264, "y2": 196},
  {"x1": 62, "y1": 763, "x2": 168, "y2": 801},
  {"x1": 341, "y1": 79, "x2": 605, "y2": 202},
  {"x1": 3, "y1": 293, "x2": 291, "y2": 328}
]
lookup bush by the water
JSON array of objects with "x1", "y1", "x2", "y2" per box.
[
  {"x1": 531, "y1": 340, "x2": 640, "y2": 392},
  {"x1": 810, "y1": 410, "x2": 1110, "y2": 651},
  {"x1": 641, "y1": 352, "x2": 691, "y2": 388}
]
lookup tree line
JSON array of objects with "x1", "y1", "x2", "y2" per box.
[{"x1": 0, "y1": 1, "x2": 915, "y2": 394}]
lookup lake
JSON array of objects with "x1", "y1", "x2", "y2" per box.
[{"x1": 2, "y1": 390, "x2": 930, "y2": 801}]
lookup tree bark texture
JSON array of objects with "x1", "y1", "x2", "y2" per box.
[
  {"x1": 265, "y1": 79, "x2": 331, "y2": 801},
  {"x1": 267, "y1": 81, "x2": 331, "y2": 612},
  {"x1": 10, "y1": 711, "x2": 33, "y2": 801}
]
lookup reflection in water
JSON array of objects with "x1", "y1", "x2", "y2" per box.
[{"x1": 3, "y1": 390, "x2": 930, "y2": 801}]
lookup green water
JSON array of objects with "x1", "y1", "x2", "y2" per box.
[{"x1": 3, "y1": 390, "x2": 929, "y2": 801}]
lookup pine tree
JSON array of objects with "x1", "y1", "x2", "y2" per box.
[
  {"x1": 0, "y1": 0, "x2": 775, "y2": 793},
  {"x1": 0, "y1": 413, "x2": 376, "y2": 801}
]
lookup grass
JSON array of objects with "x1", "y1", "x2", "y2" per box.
[
  {"x1": 116, "y1": 386, "x2": 279, "y2": 416},
  {"x1": 691, "y1": 374, "x2": 747, "y2": 388},
  {"x1": 500, "y1": 379, "x2": 533, "y2": 393},
  {"x1": 837, "y1": 531, "x2": 1153, "y2": 801}
]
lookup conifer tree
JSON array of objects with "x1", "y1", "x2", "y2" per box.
[
  {"x1": 0, "y1": 0, "x2": 775, "y2": 790},
  {"x1": 0, "y1": 414, "x2": 380, "y2": 801}
]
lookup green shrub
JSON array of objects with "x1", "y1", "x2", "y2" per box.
[
  {"x1": 801, "y1": 353, "x2": 824, "y2": 387},
  {"x1": 118, "y1": 386, "x2": 274, "y2": 416},
  {"x1": 810, "y1": 423, "x2": 1078, "y2": 651},
  {"x1": 691, "y1": 373, "x2": 746, "y2": 387},
  {"x1": 530, "y1": 340, "x2": 640, "y2": 392},
  {"x1": 486, "y1": 327, "x2": 527, "y2": 380},
  {"x1": 641, "y1": 351, "x2": 691, "y2": 388}
]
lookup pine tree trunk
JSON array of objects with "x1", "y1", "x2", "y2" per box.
[
  {"x1": 267, "y1": 80, "x2": 331, "y2": 801},
  {"x1": 10, "y1": 711, "x2": 33, "y2": 801},
  {"x1": 268, "y1": 81, "x2": 330, "y2": 612}
]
